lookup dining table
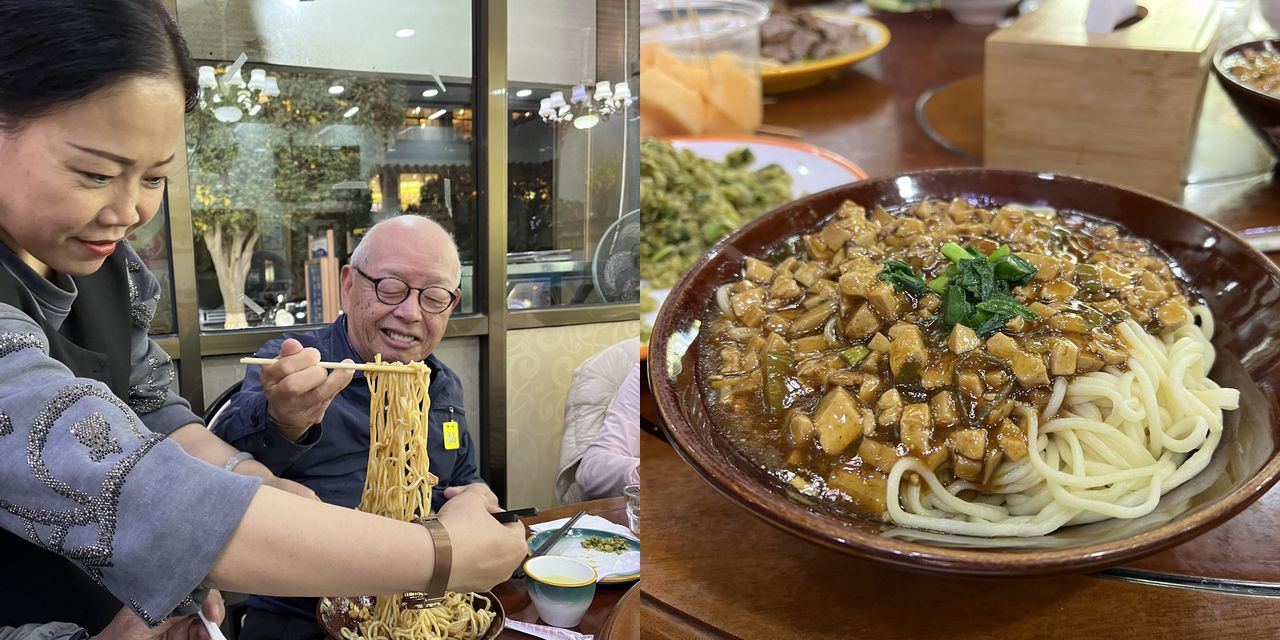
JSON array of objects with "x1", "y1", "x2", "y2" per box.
[
  {"x1": 640, "y1": 6, "x2": 1280, "y2": 639},
  {"x1": 497, "y1": 497, "x2": 639, "y2": 639}
]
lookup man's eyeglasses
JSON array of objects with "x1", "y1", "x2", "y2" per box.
[{"x1": 353, "y1": 265, "x2": 459, "y2": 314}]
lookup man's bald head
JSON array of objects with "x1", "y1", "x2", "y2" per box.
[{"x1": 351, "y1": 215, "x2": 461, "y2": 284}]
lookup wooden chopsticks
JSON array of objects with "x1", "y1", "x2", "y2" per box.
[
  {"x1": 514, "y1": 509, "x2": 587, "y2": 579},
  {"x1": 238, "y1": 357, "x2": 414, "y2": 374}
]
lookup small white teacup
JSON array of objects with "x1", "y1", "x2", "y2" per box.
[{"x1": 523, "y1": 556, "x2": 598, "y2": 628}]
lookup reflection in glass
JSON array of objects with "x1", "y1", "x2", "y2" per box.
[
  {"x1": 184, "y1": 65, "x2": 478, "y2": 330},
  {"x1": 506, "y1": 0, "x2": 640, "y2": 310}
]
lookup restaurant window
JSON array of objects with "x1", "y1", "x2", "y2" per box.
[
  {"x1": 176, "y1": 2, "x2": 479, "y2": 330},
  {"x1": 505, "y1": 0, "x2": 640, "y2": 310}
]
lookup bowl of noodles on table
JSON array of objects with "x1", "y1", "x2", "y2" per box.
[
  {"x1": 647, "y1": 168, "x2": 1280, "y2": 576},
  {"x1": 316, "y1": 359, "x2": 506, "y2": 639},
  {"x1": 317, "y1": 593, "x2": 504, "y2": 640}
]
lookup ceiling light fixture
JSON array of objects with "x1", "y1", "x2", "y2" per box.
[
  {"x1": 539, "y1": 80, "x2": 631, "y2": 129},
  {"x1": 197, "y1": 53, "x2": 282, "y2": 123}
]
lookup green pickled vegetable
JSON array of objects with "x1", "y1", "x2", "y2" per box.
[
  {"x1": 841, "y1": 345, "x2": 870, "y2": 367},
  {"x1": 893, "y1": 358, "x2": 923, "y2": 384},
  {"x1": 1075, "y1": 263, "x2": 1103, "y2": 297},
  {"x1": 763, "y1": 351, "x2": 795, "y2": 418}
]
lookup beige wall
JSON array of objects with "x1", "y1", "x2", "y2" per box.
[{"x1": 506, "y1": 320, "x2": 639, "y2": 510}]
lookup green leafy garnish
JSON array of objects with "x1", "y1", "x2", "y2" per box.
[
  {"x1": 975, "y1": 297, "x2": 1039, "y2": 322},
  {"x1": 878, "y1": 259, "x2": 930, "y2": 298},
  {"x1": 939, "y1": 243, "x2": 1039, "y2": 338},
  {"x1": 942, "y1": 284, "x2": 975, "y2": 326},
  {"x1": 991, "y1": 253, "x2": 1037, "y2": 285},
  {"x1": 940, "y1": 242, "x2": 973, "y2": 264},
  {"x1": 876, "y1": 242, "x2": 1040, "y2": 338},
  {"x1": 986, "y1": 244, "x2": 1011, "y2": 263}
]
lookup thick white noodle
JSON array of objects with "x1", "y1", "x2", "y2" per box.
[{"x1": 886, "y1": 307, "x2": 1239, "y2": 537}]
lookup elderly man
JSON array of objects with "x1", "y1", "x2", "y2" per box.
[{"x1": 213, "y1": 215, "x2": 488, "y2": 639}]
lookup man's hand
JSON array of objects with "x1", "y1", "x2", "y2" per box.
[
  {"x1": 259, "y1": 338, "x2": 354, "y2": 441},
  {"x1": 443, "y1": 483, "x2": 499, "y2": 511},
  {"x1": 91, "y1": 605, "x2": 210, "y2": 640},
  {"x1": 263, "y1": 475, "x2": 320, "y2": 501}
]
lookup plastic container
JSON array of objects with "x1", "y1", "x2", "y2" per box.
[
  {"x1": 639, "y1": 0, "x2": 769, "y2": 137},
  {"x1": 941, "y1": 0, "x2": 1020, "y2": 25}
]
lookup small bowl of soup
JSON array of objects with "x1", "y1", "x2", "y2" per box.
[
  {"x1": 1214, "y1": 38, "x2": 1280, "y2": 158},
  {"x1": 648, "y1": 168, "x2": 1280, "y2": 576}
]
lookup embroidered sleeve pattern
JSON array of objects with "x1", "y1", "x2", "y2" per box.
[
  {"x1": 0, "y1": 322, "x2": 261, "y2": 625},
  {"x1": 124, "y1": 255, "x2": 200, "y2": 433}
]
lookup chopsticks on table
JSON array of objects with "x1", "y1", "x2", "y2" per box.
[
  {"x1": 239, "y1": 357, "x2": 412, "y2": 374},
  {"x1": 1238, "y1": 226, "x2": 1280, "y2": 254},
  {"x1": 514, "y1": 509, "x2": 586, "y2": 579}
]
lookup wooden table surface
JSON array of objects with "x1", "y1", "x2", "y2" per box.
[
  {"x1": 495, "y1": 498, "x2": 638, "y2": 639},
  {"x1": 639, "y1": 8, "x2": 1280, "y2": 639}
]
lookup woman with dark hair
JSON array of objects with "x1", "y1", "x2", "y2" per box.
[{"x1": 0, "y1": 1, "x2": 527, "y2": 637}]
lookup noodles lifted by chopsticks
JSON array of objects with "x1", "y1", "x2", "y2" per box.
[{"x1": 346, "y1": 356, "x2": 496, "y2": 640}]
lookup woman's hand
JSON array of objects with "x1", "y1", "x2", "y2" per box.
[
  {"x1": 201, "y1": 590, "x2": 224, "y2": 627},
  {"x1": 90, "y1": 605, "x2": 211, "y2": 640},
  {"x1": 435, "y1": 489, "x2": 527, "y2": 593}
]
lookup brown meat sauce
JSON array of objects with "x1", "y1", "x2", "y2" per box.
[{"x1": 701, "y1": 199, "x2": 1197, "y2": 520}]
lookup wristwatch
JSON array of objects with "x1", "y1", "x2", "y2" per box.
[{"x1": 404, "y1": 515, "x2": 451, "y2": 608}]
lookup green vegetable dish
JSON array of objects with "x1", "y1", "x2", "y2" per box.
[
  {"x1": 581, "y1": 535, "x2": 630, "y2": 554},
  {"x1": 640, "y1": 138, "x2": 794, "y2": 290}
]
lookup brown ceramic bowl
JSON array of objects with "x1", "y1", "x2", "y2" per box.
[
  {"x1": 316, "y1": 592, "x2": 505, "y2": 639},
  {"x1": 648, "y1": 168, "x2": 1280, "y2": 577},
  {"x1": 1214, "y1": 38, "x2": 1280, "y2": 158}
]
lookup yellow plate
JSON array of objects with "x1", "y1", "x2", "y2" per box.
[{"x1": 760, "y1": 13, "x2": 891, "y2": 94}]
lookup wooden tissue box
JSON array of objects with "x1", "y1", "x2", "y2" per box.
[{"x1": 983, "y1": 0, "x2": 1219, "y2": 200}]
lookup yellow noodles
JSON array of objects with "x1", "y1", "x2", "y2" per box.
[{"x1": 349, "y1": 357, "x2": 496, "y2": 640}]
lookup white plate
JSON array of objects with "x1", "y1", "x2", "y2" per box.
[{"x1": 643, "y1": 136, "x2": 867, "y2": 349}]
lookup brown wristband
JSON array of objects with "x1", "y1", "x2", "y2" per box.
[{"x1": 404, "y1": 515, "x2": 451, "y2": 609}]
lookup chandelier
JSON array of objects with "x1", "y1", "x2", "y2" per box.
[
  {"x1": 197, "y1": 53, "x2": 281, "y2": 123},
  {"x1": 539, "y1": 80, "x2": 633, "y2": 130}
]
